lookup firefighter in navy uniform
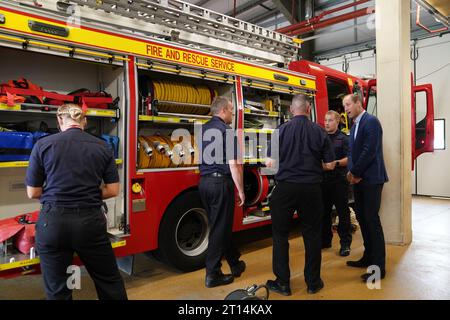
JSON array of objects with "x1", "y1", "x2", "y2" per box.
[
  {"x1": 265, "y1": 94, "x2": 335, "y2": 296},
  {"x1": 321, "y1": 110, "x2": 352, "y2": 256},
  {"x1": 198, "y1": 96, "x2": 246, "y2": 288},
  {"x1": 25, "y1": 104, "x2": 127, "y2": 300}
]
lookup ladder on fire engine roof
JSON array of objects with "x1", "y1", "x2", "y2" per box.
[{"x1": 2, "y1": 0, "x2": 301, "y2": 65}]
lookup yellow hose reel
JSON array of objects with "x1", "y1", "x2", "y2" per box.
[{"x1": 151, "y1": 80, "x2": 218, "y2": 115}]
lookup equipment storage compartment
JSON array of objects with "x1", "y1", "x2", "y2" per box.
[
  {"x1": 136, "y1": 62, "x2": 236, "y2": 172},
  {"x1": 0, "y1": 47, "x2": 127, "y2": 238},
  {"x1": 133, "y1": 61, "x2": 238, "y2": 271},
  {"x1": 241, "y1": 79, "x2": 315, "y2": 224}
]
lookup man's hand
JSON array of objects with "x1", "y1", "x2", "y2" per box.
[
  {"x1": 346, "y1": 172, "x2": 362, "y2": 184},
  {"x1": 346, "y1": 171, "x2": 351, "y2": 182},
  {"x1": 26, "y1": 186, "x2": 42, "y2": 199},
  {"x1": 102, "y1": 182, "x2": 120, "y2": 199},
  {"x1": 265, "y1": 158, "x2": 275, "y2": 168},
  {"x1": 230, "y1": 159, "x2": 245, "y2": 206},
  {"x1": 237, "y1": 190, "x2": 245, "y2": 207},
  {"x1": 323, "y1": 161, "x2": 336, "y2": 171}
]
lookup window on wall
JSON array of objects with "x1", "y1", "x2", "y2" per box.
[
  {"x1": 434, "y1": 119, "x2": 445, "y2": 150},
  {"x1": 366, "y1": 85, "x2": 377, "y2": 116}
]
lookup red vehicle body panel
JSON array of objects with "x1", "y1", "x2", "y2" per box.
[{"x1": 289, "y1": 60, "x2": 365, "y2": 127}]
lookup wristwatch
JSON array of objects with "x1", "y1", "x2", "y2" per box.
[{"x1": 336, "y1": 161, "x2": 340, "y2": 167}]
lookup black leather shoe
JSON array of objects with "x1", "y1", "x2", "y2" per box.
[
  {"x1": 361, "y1": 270, "x2": 386, "y2": 282},
  {"x1": 230, "y1": 260, "x2": 246, "y2": 278},
  {"x1": 307, "y1": 279, "x2": 324, "y2": 294},
  {"x1": 205, "y1": 274, "x2": 234, "y2": 288},
  {"x1": 339, "y1": 246, "x2": 351, "y2": 257},
  {"x1": 346, "y1": 258, "x2": 370, "y2": 268},
  {"x1": 266, "y1": 279, "x2": 292, "y2": 296}
]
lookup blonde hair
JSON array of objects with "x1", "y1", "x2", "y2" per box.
[
  {"x1": 325, "y1": 110, "x2": 341, "y2": 122},
  {"x1": 57, "y1": 104, "x2": 85, "y2": 123}
]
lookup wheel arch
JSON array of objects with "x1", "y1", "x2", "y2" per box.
[{"x1": 154, "y1": 186, "x2": 209, "y2": 271}]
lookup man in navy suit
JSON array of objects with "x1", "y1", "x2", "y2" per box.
[{"x1": 343, "y1": 94, "x2": 389, "y2": 282}]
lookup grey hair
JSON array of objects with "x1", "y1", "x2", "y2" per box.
[
  {"x1": 210, "y1": 96, "x2": 231, "y2": 115},
  {"x1": 291, "y1": 94, "x2": 310, "y2": 112}
]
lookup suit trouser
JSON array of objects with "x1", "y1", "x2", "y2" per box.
[
  {"x1": 35, "y1": 205, "x2": 128, "y2": 300},
  {"x1": 353, "y1": 183, "x2": 386, "y2": 271},
  {"x1": 270, "y1": 181, "x2": 323, "y2": 288},
  {"x1": 321, "y1": 179, "x2": 352, "y2": 247},
  {"x1": 199, "y1": 176, "x2": 241, "y2": 276}
]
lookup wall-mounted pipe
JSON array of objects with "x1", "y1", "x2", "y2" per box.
[
  {"x1": 286, "y1": 7, "x2": 375, "y2": 36},
  {"x1": 276, "y1": 0, "x2": 370, "y2": 34}
]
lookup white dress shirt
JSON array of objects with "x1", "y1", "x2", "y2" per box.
[{"x1": 353, "y1": 110, "x2": 366, "y2": 140}]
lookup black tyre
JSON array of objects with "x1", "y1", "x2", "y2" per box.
[{"x1": 157, "y1": 191, "x2": 209, "y2": 272}]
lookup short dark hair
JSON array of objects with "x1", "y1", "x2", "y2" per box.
[{"x1": 344, "y1": 93, "x2": 363, "y2": 104}]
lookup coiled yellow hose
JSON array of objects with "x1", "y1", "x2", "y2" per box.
[{"x1": 151, "y1": 80, "x2": 218, "y2": 115}]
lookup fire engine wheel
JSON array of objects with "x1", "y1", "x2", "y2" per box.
[{"x1": 158, "y1": 191, "x2": 209, "y2": 272}]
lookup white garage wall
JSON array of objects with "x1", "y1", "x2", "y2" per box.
[
  {"x1": 318, "y1": 50, "x2": 376, "y2": 79},
  {"x1": 318, "y1": 33, "x2": 450, "y2": 197},
  {"x1": 414, "y1": 34, "x2": 450, "y2": 197},
  {"x1": 314, "y1": 0, "x2": 376, "y2": 54}
]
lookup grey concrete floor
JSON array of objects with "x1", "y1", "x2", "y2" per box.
[{"x1": 1, "y1": 195, "x2": 449, "y2": 300}]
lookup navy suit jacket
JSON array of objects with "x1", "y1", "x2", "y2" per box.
[{"x1": 348, "y1": 112, "x2": 388, "y2": 185}]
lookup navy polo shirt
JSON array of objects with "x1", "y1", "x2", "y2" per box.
[
  {"x1": 272, "y1": 115, "x2": 335, "y2": 184},
  {"x1": 324, "y1": 130, "x2": 349, "y2": 181},
  {"x1": 25, "y1": 128, "x2": 119, "y2": 208},
  {"x1": 198, "y1": 116, "x2": 238, "y2": 176}
]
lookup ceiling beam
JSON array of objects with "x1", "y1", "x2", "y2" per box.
[
  {"x1": 224, "y1": 0, "x2": 268, "y2": 17},
  {"x1": 315, "y1": 0, "x2": 358, "y2": 12},
  {"x1": 195, "y1": 0, "x2": 211, "y2": 8},
  {"x1": 259, "y1": 14, "x2": 288, "y2": 28},
  {"x1": 272, "y1": 0, "x2": 301, "y2": 23},
  {"x1": 248, "y1": 8, "x2": 280, "y2": 24},
  {"x1": 260, "y1": 3, "x2": 272, "y2": 11}
]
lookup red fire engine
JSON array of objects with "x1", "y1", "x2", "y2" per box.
[
  {"x1": 290, "y1": 61, "x2": 435, "y2": 168},
  {"x1": 0, "y1": 0, "x2": 434, "y2": 278}
]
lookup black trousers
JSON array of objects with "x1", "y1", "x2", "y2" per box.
[
  {"x1": 321, "y1": 178, "x2": 352, "y2": 247},
  {"x1": 269, "y1": 181, "x2": 323, "y2": 288},
  {"x1": 353, "y1": 183, "x2": 386, "y2": 271},
  {"x1": 199, "y1": 176, "x2": 241, "y2": 276},
  {"x1": 35, "y1": 205, "x2": 128, "y2": 300}
]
